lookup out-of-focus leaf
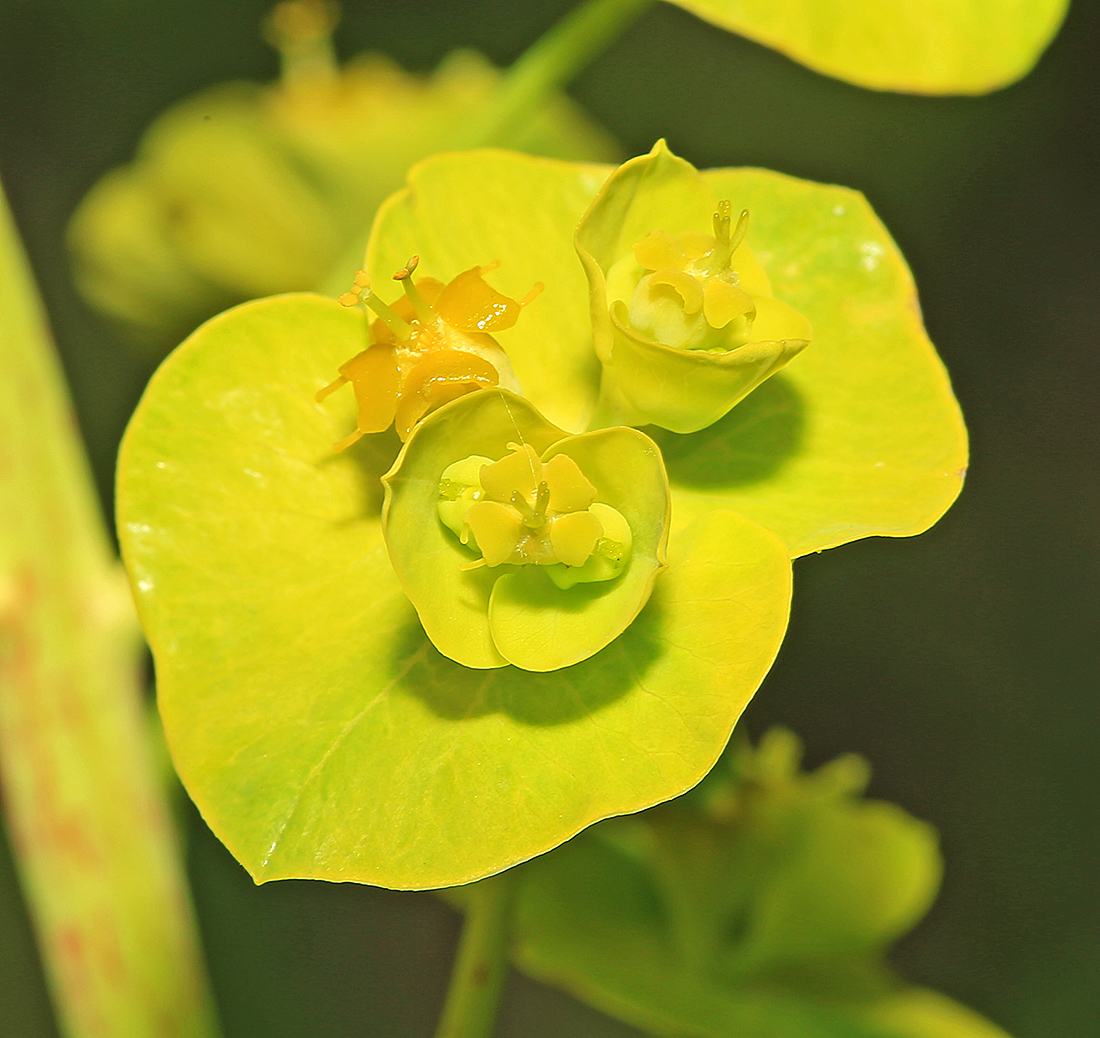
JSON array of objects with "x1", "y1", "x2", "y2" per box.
[
  {"x1": 505, "y1": 732, "x2": 1005, "y2": 1038},
  {"x1": 664, "y1": 0, "x2": 1069, "y2": 94},
  {"x1": 69, "y1": 49, "x2": 619, "y2": 352}
]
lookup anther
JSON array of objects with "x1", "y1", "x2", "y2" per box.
[
  {"x1": 393, "y1": 256, "x2": 437, "y2": 325},
  {"x1": 703, "y1": 202, "x2": 749, "y2": 276},
  {"x1": 729, "y1": 209, "x2": 750, "y2": 254},
  {"x1": 338, "y1": 269, "x2": 370, "y2": 308},
  {"x1": 713, "y1": 200, "x2": 732, "y2": 243},
  {"x1": 392, "y1": 255, "x2": 420, "y2": 280}
]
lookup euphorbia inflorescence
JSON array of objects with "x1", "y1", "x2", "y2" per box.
[
  {"x1": 317, "y1": 257, "x2": 542, "y2": 445},
  {"x1": 438, "y1": 443, "x2": 631, "y2": 589},
  {"x1": 579, "y1": 142, "x2": 813, "y2": 433},
  {"x1": 614, "y1": 201, "x2": 763, "y2": 352},
  {"x1": 115, "y1": 142, "x2": 965, "y2": 888},
  {"x1": 382, "y1": 390, "x2": 669, "y2": 672}
]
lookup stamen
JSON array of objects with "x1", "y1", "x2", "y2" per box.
[
  {"x1": 392, "y1": 255, "x2": 420, "y2": 280},
  {"x1": 704, "y1": 200, "x2": 734, "y2": 274},
  {"x1": 701, "y1": 202, "x2": 749, "y2": 277},
  {"x1": 362, "y1": 288, "x2": 412, "y2": 339},
  {"x1": 315, "y1": 374, "x2": 347, "y2": 403},
  {"x1": 518, "y1": 282, "x2": 546, "y2": 307},
  {"x1": 712, "y1": 200, "x2": 732, "y2": 245},
  {"x1": 332, "y1": 427, "x2": 365, "y2": 452},
  {"x1": 393, "y1": 256, "x2": 437, "y2": 325},
  {"x1": 338, "y1": 269, "x2": 368, "y2": 308},
  {"x1": 337, "y1": 269, "x2": 412, "y2": 337},
  {"x1": 526, "y1": 481, "x2": 550, "y2": 528},
  {"x1": 728, "y1": 209, "x2": 750, "y2": 254},
  {"x1": 510, "y1": 490, "x2": 534, "y2": 522}
]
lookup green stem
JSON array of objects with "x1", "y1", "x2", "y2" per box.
[
  {"x1": 435, "y1": 871, "x2": 518, "y2": 1038},
  {"x1": 454, "y1": 0, "x2": 657, "y2": 149},
  {"x1": 647, "y1": 813, "x2": 718, "y2": 977},
  {"x1": 0, "y1": 179, "x2": 221, "y2": 1038}
]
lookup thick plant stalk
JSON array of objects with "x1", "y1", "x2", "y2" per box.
[
  {"x1": 0, "y1": 180, "x2": 220, "y2": 1038},
  {"x1": 435, "y1": 872, "x2": 518, "y2": 1038}
]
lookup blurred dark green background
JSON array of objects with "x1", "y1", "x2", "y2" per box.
[{"x1": 1, "y1": 0, "x2": 1097, "y2": 1035}]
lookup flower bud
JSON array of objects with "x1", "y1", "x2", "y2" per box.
[{"x1": 68, "y1": 1, "x2": 620, "y2": 353}]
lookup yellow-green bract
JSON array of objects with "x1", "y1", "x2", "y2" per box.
[
  {"x1": 664, "y1": 0, "x2": 1068, "y2": 95},
  {"x1": 116, "y1": 143, "x2": 964, "y2": 889}
]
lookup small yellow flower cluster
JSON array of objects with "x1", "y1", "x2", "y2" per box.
[
  {"x1": 438, "y1": 443, "x2": 631, "y2": 589},
  {"x1": 317, "y1": 259, "x2": 541, "y2": 446}
]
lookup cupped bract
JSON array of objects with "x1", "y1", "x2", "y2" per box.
[
  {"x1": 578, "y1": 141, "x2": 812, "y2": 433},
  {"x1": 382, "y1": 390, "x2": 669, "y2": 671},
  {"x1": 116, "y1": 293, "x2": 793, "y2": 888}
]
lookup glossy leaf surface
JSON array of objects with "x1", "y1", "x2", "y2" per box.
[
  {"x1": 682, "y1": 165, "x2": 967, "y2": 554},
  {"x1": 665, "y1": 0, "x2": 1068, "y2": 94},
  {"x1": 117, "y1": 294, "x2": 792, "y2": 888}
]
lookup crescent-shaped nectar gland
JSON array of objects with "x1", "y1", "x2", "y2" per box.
[{"x1": 437, "y1": 443, "x2": 632, "y2": 589}]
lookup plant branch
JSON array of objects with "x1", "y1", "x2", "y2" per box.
[
  {"x1": 0, "y1": 178, "x2": 220, "y2": 1038},
  {"x1": 454, "y1": 0, "x2": 657, "y2": 149},
  {"x1": 435, "y1": 870, "x2": 518, "y2": 1038}
]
